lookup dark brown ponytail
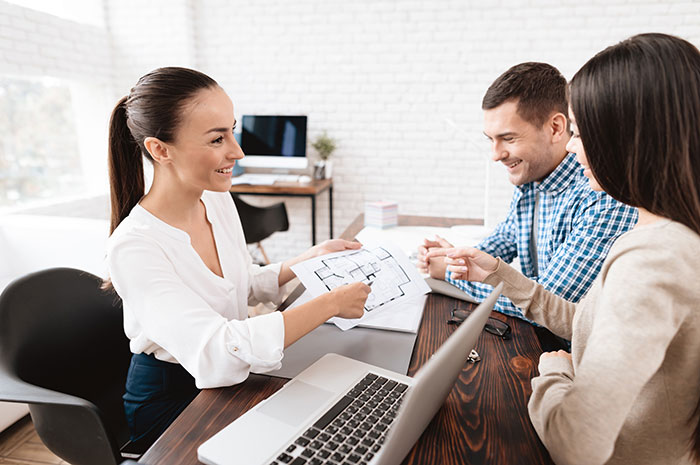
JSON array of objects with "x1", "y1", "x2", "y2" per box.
[
  {"x1": 108, "y1": 96, "x2": 144, "y2": 234},
  {"x1": 107, "y1": 67, "x2": 218, "y2": 234}
]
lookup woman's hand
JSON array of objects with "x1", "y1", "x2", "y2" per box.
[
  {"x1": 280, "y1": 239, "x2": 361, "y2": 286},
  {"x1": 328, "y1": 281, "x2": 371, "y2": 319},
  {"x1": 540, "y1": 350, "x2": 572, "y2": 362},
  {"x1": 308, "y1": 239, "x2": 361, "y2": 259},
  {"x1": 427, "y1": 246, "x2": 498, "y2": 282}
]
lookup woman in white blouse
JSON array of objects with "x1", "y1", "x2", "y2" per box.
[{"x1": 105, "y1": 67, "x2": 370, "y2": 447}]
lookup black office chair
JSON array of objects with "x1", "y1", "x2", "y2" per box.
[
  {"x1": 231, "y1": 194, "x2": 290, "y2": 264},
  {"x1": 0, "y1": 268, "x2": 145, "y2": 465}
]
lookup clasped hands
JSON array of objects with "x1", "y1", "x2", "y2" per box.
[{"x1": 416, "y1": 235, "x2": 498, "y2": 283}]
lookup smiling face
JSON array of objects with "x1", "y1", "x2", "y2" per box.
[
  {"x1": 566, "y1": 107, "x2": 602, "y2": 192},
  {"x1": 483, "y1": 100, "x2": 564, "y2": 186},
  {"x1": 163, "y1": 86, "x2": 244, "y2": 193}
]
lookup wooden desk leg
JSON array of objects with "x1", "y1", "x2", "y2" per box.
[
  {"x1": 311, "y1": 194, "x2": 317, "y2": 245},
  {"x1": 329, "y1": 186, "x2": 333, "y2": 239}
]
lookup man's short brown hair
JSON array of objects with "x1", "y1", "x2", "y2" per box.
[{"x1": 482, "y1": 62, "x2": 568, "y2": 127}]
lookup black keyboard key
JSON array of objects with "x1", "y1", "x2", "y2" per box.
[
  {"x1": 331, "y1": 452, "x2": 346, "y2": 462},
  {"x1": 372, "y1": 444, "x2": 381, "y2": 453},
  {"x1": 347, "y1": 388, "x2": 363, "y2": 398},
  {"x1": 318, "y1": 432, "x2": 331, "y2": 442},
  {"x1": 366, "y1": 451, "x2": 375, "y2": 460},
  {"x1": 277, "y1": 453, "x2": 293, "y2": 463},
  {"x1": 368, "y1": 430, "x2": 381, "y2": 439},
  {"x1": 346, "y1": 436, "x2": 359, "y2": 446},
  {"x1": 355, "y1": 445, "x2": 368, "y2": 455},
  {"x1": 385, "y1": 380, "x2": 398, "y2": 390},
  {"x1": 309, "y1": 440, "x2": 323, "y2": 450},
  {"x1": 327, "y1": 440, "x2": 339, "y2": 450},
  {"x1": 314, "y1": 396, "x2": 353, "y2": 429},
  {"x1": 325, "y1": 425, "x2": 338, "y2": 434},
  {"x1": 301, "y1": 448, "x2": 315, "y2": 458},
  {"x1": 295, "y1": 436, "x2": 310, "y2": 447},
  {"x1": 333, "y1": 433, "x2": 346, "y2": 443},
  {"x1": 309, "y1": 459, "x2": 323, "y2": 465},
  {"x1": 286, "y1": 444, "x2": 296, "y2": 453},
  {"x1": 365, "y1": 373, "x2": 378, "y2": 381},
  {"x1": 290, "y1": 458, "x2": 307, "y2": 465},
  {"x1": 347, "y1": 453, "x2": 362, "y2": 463},
  {"x1": 317, "y1": 449, "x2": 331, "y2": 459},
  {"x1": 361, "y1": 437, "x2": 374, "y2": 447},
  {"x1": 303, "y1": 427, "x2": 320, "y2": 439},
  {"x1": 394, "y1": 383, "x2": 408, "y2": 393},
  {"x1": 339, "y1": 444, "x2": 353, "y2": 454}
]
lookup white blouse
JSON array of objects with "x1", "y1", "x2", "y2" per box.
[{"x1": 106, "y1": 190, "x2": 286, "y2": 389}]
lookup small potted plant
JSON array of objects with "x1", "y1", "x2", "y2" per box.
[{"x1": 311, "y1": 130, "x2": 337, "y2": 179}]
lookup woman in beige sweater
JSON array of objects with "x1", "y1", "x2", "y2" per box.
[{"x1": 429, "y1": 33, "x2": 700, "y2": 465}]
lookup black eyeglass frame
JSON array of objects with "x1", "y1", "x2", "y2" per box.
[{"x1": 447, "y1": 308, "x2": 512, "y2": 340}]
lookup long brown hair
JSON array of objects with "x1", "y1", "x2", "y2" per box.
[
  {"x1": 108, "y1": 67, "x2": 218, "y2": 234},
  {"x1": 570, "y1": 33, "x2": 700, "y2": 461}
]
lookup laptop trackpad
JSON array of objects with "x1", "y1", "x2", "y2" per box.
[{"x1": 257, "y1": 380, "x2": 335, "y2": 427}]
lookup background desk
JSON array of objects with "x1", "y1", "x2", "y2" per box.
[
  {"x1": 140, "y1": 215, "x2": 554, "y2": 465},
  {"x1": 230, "y1": 178, "x2": 333, "y2": 245}
]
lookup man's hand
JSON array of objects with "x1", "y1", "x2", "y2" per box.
[
  {"x1": 416, "y1": 236, "x2": 454, "y2": 277},
  {"x1": 426, "y1": 246, "x2": 498, "y2": 282}
]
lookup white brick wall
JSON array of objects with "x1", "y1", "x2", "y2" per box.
[
  {"x1": 189, "y1": 0, "x2": 700, "y2": 261},
  {"x1": 4, "y1": 0, "x2": 700, "y2": 263}
]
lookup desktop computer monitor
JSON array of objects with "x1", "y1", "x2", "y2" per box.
[{"x1": 238, "y1": 115, "x2": 308, "y2": 169}]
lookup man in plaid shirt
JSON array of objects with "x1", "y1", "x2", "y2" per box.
[{"x1": 419, "y1": 63, "x2": 637, "y2": 340}]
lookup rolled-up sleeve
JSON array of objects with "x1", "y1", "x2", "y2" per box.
[
  {"x1": 109, "y1": 235, "x2": 285, "y2": 389},
  {"x1": 247, "y1": 261, "x2": 285, "y2": 307}
]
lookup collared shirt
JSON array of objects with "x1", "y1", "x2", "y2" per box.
[
  {"x1": 107, "y1": 190, "x2": 286, "y2": 389},
  {"x1": 446, "y1": 153, "x2": 638, "y2": 321}
]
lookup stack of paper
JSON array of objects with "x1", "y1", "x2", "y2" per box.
[{"x1": 364, "y1": 201, "x2": 398, "y2": 229}]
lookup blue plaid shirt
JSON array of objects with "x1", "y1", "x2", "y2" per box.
[{"x1": 446, "y1": 153, "x2": 638, "y2": 322}]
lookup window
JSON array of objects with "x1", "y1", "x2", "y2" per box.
[
  {"x1": 4, "y1": 0, "x2": 105, "y2": 27},
  {"x1": 0, "y1": 76, "x2": 85, "y2": 209}
]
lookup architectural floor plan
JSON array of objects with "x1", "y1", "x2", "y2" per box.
[
  {"x1": 291, "y1": 242, "x2": 430, "y2": 329},
  {"x1": 313, "y1": 246, "x2": 411, "y2": 311}
]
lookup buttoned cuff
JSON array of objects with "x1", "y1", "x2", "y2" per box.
[{"x1": 226, "y1": 311, "x2": 284, "y2": 373}]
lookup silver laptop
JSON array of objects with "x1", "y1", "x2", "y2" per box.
[{"x1": 198, "y1": 283, "x2": 503, "y2": 465}]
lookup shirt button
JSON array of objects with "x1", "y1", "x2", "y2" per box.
[{"x1": 233, "y1": 347, "x2": 239, "y2": 352}]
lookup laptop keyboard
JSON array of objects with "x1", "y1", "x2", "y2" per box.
[{"x1": 270, "y1": 372, "x2": 409, "y2": 465}]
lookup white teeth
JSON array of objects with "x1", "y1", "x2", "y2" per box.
[
  {"x1": 508, "y1": 160, "x2": 521, "y2": 168},
  {"x1": 216, "y1": 168, "x2": 232, "y2": 174}
]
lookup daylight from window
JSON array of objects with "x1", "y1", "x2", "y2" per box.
[{"x1": 0, "y1": 76, "x2": 84, "y2": 209}]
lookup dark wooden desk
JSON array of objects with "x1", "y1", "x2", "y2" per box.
[
  {"x1": 141, "y1": 215, "x2": 554, "y2": 465},
  {"x1": 230, "y1": 178, "x2": 333, "y2": 246}
]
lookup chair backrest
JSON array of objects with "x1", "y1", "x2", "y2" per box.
[
  {"x1": 231, "y1": 194, "x2": 290, "y2": 244},
  {"x1": 0, "y1": 268, "x2": 131, "y2": 465}
]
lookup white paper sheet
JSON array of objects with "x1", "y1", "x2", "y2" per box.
[
  {"x1": 287, "y1": 290, "x2": 426, "y2": 333},
  {"x1": 290, "y1": 241, "x2": 430, "y2": 330}
]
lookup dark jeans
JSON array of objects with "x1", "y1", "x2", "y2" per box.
[
  {"x1": 533, "y1": 326, "x2": 571, "y2": 353},
  {"x1": 123, "y1": 353, "x2": 199, "y2": 449}
]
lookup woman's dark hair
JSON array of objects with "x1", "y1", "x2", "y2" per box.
[
  {"x1": 570, "y1": 33, "x2": 700, "y2": 235},
  {"x1": 108, "y1": 67, "x2": 218, "y2": 234},
  {"x1": 570, "y1": 32, "x2": 700, "y2": 461}
]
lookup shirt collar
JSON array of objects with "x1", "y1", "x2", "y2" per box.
[{"x1": 517, "y1": 153, "x2": 580, "y2": 195}]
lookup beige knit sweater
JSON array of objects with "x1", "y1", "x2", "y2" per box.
[{"x1": 484, "y1": 219, "x2": 700, "y2": 465}]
